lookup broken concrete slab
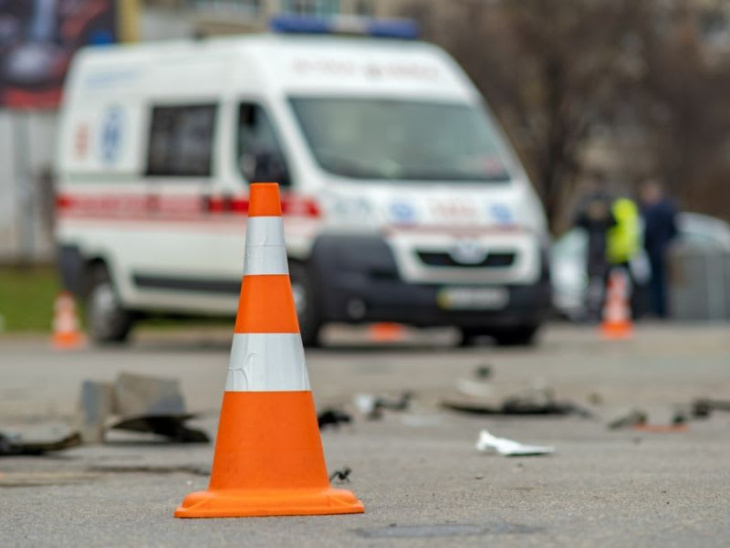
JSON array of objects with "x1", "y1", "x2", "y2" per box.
[
  {"x1": 76, "y1": 380, "x2": 115, "y2": 444},
  {"x1": 75, "y1": 373, "x2": 209, "y2": 445},
  {"x1": 114, "y1": 373, "x2": 186, "y2": 416}
]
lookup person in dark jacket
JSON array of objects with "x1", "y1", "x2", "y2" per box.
[
  {"x1": 640, "y1": 180, "x2": 679, "y2": 318},
  {"x1": 573, "y1": 173, "x2": 617, "y2": 322}
]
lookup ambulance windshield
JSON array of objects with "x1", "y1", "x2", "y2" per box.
[{"x1": 289, "y1": 97, "x2": 512, "y2": 182}]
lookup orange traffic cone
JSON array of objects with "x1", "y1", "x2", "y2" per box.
[
  {"x1": 175, "y1": 183, "x2": 364, "y2": 518},
  {"x1": 601, "y1": 269, "x2": 633, "y2": 340},
  {"x1": 369, "y1": 322, "x2": 405, "y2": 342},
  {"x1": 52, "y1": 291, "x2": 85, "y2": 349}
]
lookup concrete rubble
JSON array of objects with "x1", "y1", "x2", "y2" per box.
[{"x1": 75, "y1": 373, "x2": 209, "y2": 444}]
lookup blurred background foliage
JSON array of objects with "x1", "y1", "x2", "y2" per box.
[{"x1": 405, "y1": 0, "x2": 730, "y2": 232}]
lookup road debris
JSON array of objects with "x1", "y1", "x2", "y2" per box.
[
  {"x1": 443, "y1": 391, "x2": 592, "y2": 417},
  {"x1": 0, "y1": 430, "x2": 82, "y2": 457},
  {"x1": 691, "y1": 398, "x2": 730, "y2": 419},
  {"x1": 476, "y1": 430, "x2": 555, "y2": 457},
  {"x1": 109, "y1": 414, "x2": 209, "y2": 443},
  {"x1": 443, "y1": 366, "x2": 593, "y2": 418},
  {"x1": 454, "y1": 365, "x2": 494, "y2": 398},
  {"x1": 329, "y1": 467, "x2": 352, "y2": 483},
  {"x1": 608, "y1": 409, "x2": 648, "y2": 430},
  {"x1": 318, "y1": 408, "x2": 353, "y2": 430},
  {"x1": 608, "y1": 409, "x2": 688, "y2": 432},
  {"x1": 76, "y1": 373, "x2": 209, "y2": 444},
  {"x1": 354, "y1": 392, "x2": 412, "y2": 420}
]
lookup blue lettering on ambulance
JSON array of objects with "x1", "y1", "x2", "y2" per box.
[
  {"x1": 491, "y1": 203, "x2": 513, "y2": 225},
  {"x1": 99, "y1": 107, "x2": 123, "y2": 164}
]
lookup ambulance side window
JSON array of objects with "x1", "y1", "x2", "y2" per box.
[
  {"x1": 237, "y1": 103, "x2": 291, "y2": 187},
  {"x1": 146, "y1": 104, "x2": 217, "y2": 177}
]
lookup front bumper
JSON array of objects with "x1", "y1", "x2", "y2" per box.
[{"x1": 309, "y1": 235, "x2": 552, "y2": 328}]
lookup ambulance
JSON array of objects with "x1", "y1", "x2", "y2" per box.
[{"x1": 55, "y1": 17, "x2": 552, "y2": 347}]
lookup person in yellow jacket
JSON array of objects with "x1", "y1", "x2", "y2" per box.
[
  {"x1": 607, "y1": 198, "x2": 641, "y2": 267},
  {"x1": 606, "y1": 197, "x2": 643, "y2": 317}
]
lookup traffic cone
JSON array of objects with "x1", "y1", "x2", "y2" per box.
[
  {"x1": 601, "y1": 269, "x2": 633, "y2": 340},
  {"x1": 52, "y1": 291, "x2": 85, "y2": 349},
  {"x1": 175, "y1": 183, "x2": 364, "y2": 518}
]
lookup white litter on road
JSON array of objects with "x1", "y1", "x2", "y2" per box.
[
  {"x1": 353, "y1": 394, "x2": 377, "y2": 415},
  {"x1": 475, "y1": 429, "x2": 555, "y2": 457}
]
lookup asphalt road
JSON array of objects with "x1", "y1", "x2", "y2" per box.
[{"x1": 1, "y1": 324, "x2": 729, "y2": 547}]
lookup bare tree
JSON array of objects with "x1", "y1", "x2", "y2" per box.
[
  {"x1": 408, "y1": 0, "x2": 730, "y2": 228},
  {"x1": 630, "y1": 2, "x2": 730, "y2": 219},
  {"x1": 409, "y1": 0, "x2": 641, "y2": 231}
]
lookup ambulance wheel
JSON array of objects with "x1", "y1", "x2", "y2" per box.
[
  {"x1": 289, "y1": 262, "x2": 322, "y2": 347},
  {"x1": 86, "y1": 264, "x2": 133, "y2": 344}
]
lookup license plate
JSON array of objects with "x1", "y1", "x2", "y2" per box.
[{"x1": 437, "y1": 287, "x2": 509, "y2": 310}]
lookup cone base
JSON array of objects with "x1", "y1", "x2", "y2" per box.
[
  {"x1": 52, "y1": 333, "x2": 85, "y2": 350},
  {"x1": 175, "y1": 487, "x2": 364, "y2": 518},
  {"x1": 602, "y1": 323, "x2": 633, "y2": 339}
]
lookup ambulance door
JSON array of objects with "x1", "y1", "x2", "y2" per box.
[{"x1": 134, "y1": 101, "x2": 225, "y2": 309}]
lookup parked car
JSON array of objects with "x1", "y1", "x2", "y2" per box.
[{"x1": 551, "y1": 213, "x2": 730, "y2": 320}]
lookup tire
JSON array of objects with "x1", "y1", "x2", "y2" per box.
[
  {"x1": 460, "y1": 325, "x2": 541, "y2": 347},
  {"x1": 289, "y1": 262, "x2": 322, "y2": 348},
  {"x1": 85, "y1": 264, "x2": 134, "y2": 344}
]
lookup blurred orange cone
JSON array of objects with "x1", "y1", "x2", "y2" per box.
[
  {"x1": 369, "y1": 322, "x2": 405, "y2": 342},
  {"x1": 175, "y1": 183, "x2": 364, "y2": 518},
  {"x1": 601, "y1": 269, "x2": 633, "y2": 340},
  {"x1": 52, "y1": 291, "x2": 85, "y2": 349}
]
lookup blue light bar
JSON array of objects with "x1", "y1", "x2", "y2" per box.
[
  {"x1": 270, "y1": 15, "x2": 419, "y2": 40},
  {"x1": 368, "y1": 19, "x2": 420, "y2": 39},
  {"x1": 271, "y1": 15, "x2": 330, "y2": 35}
]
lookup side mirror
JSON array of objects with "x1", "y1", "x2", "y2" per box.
[{"x1": 241, "y1": 150, "x2": 289, "y2": 186}]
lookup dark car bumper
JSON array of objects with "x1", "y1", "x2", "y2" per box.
[{"x1": 309, "y1": 235, "x2": 552, "y2": 328}]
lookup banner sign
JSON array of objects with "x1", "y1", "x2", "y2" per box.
[{"x1": 0, "y1": 0, "x2": 118, "y2": 109}]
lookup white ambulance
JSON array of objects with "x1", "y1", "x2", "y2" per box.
[{"x1": 55, "y1": 17, "x2": 552, "y2": 347}]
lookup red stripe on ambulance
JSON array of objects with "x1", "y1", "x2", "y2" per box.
[{"x1": 56, "y1": 193, "x2": 321, "y2": 221}]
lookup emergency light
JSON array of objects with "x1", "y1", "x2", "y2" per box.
[{"x1": 270, "y1": 15, "x2": 419, "y2": 40}]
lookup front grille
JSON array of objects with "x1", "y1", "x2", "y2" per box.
[{"x1": 416, "y1": 251, "x2": 516, "y2": 269}]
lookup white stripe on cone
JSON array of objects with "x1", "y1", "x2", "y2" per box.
[
  {"x1": 243, "y1": 217, "x2": 288, "y2": 276},
  {"x1": 225, "y1": 333, "x2": 310, "y2": 392}
]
